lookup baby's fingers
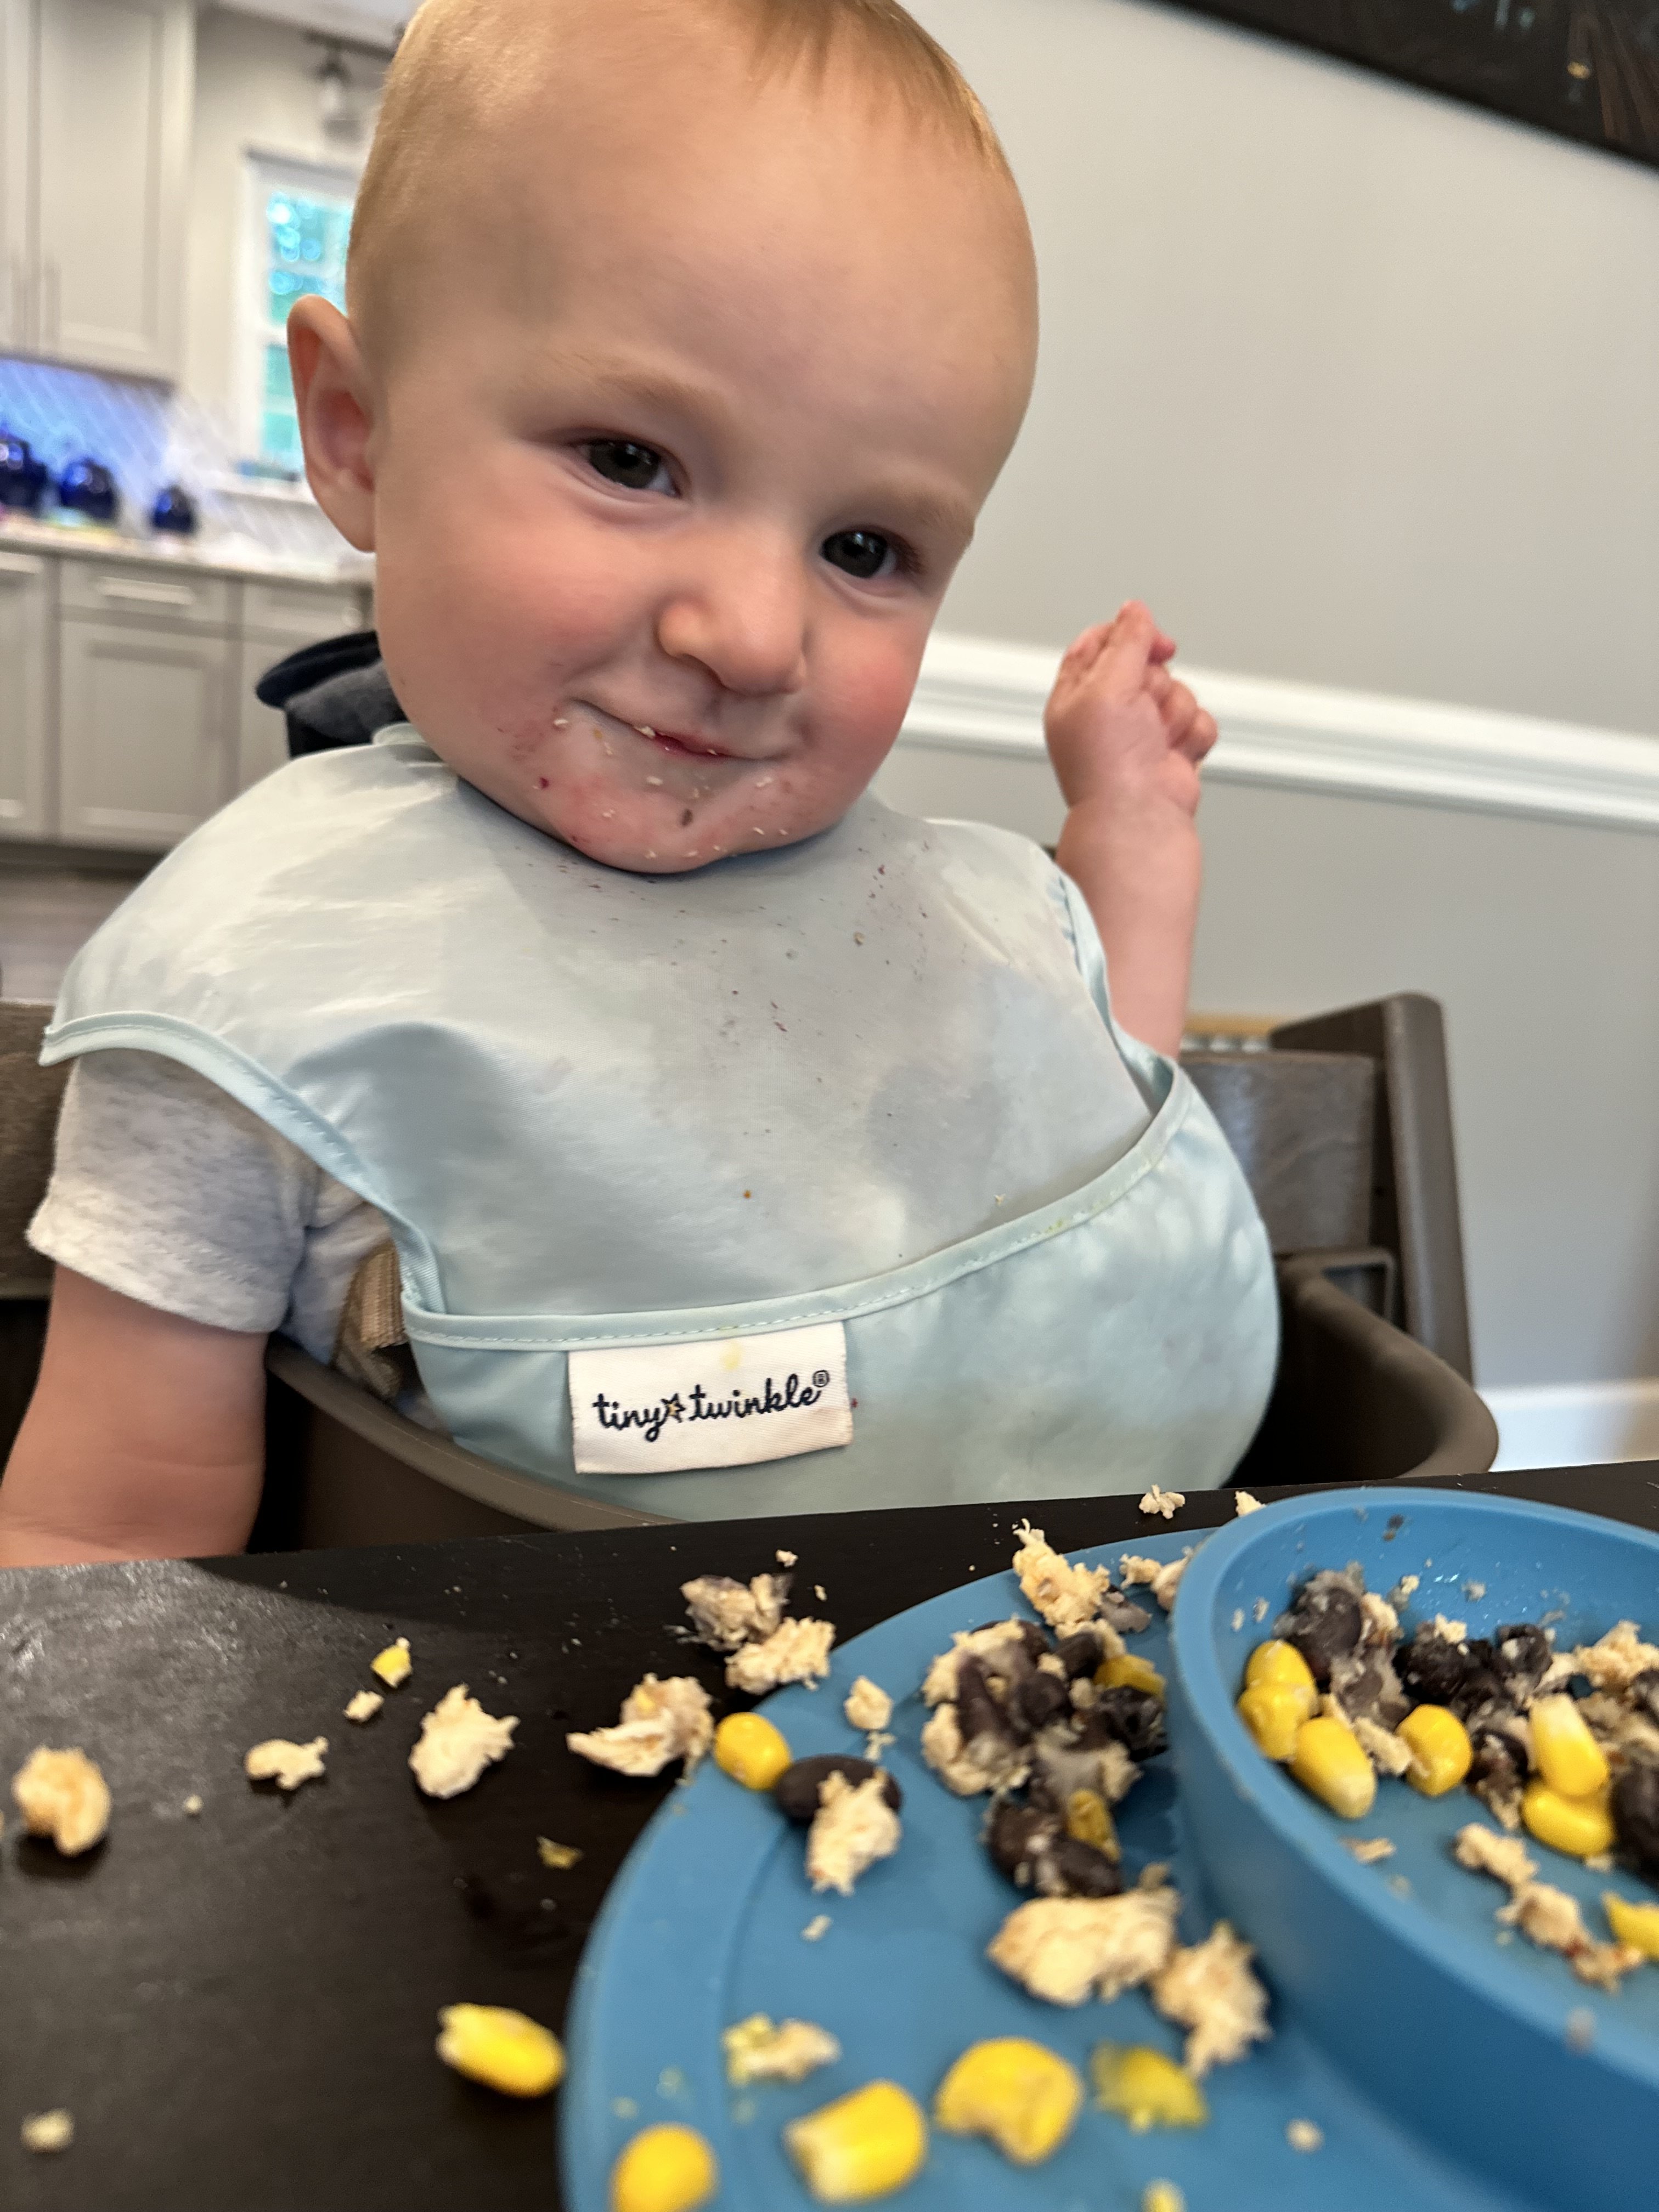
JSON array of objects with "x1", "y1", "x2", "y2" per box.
[{"x1": 1094, "y1": 601, "x2": 1173, "y2": 704}]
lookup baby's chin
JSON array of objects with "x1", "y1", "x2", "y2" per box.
[{"x1": 521, "y1": 786, "x2": 823, "y2": 876}]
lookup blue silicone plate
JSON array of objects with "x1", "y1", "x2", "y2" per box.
[{"x1": 557, "y1": 1509, "x2": 1609, "y2": 2212}]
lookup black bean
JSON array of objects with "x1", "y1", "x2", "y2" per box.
[
  {"x1": 985, "y1": 1799, "x2": 1052, "y2": 1883},
  {"x1": 774, "y1": 1755, "x2": 902, "y2": 1824},
  {"x1": 1396, "y1": 1624, "x2": 1498, "y2": 1715},
  {"x1": 1056, "y1": 1630, "x2": 1107, "y2": 1681},
  {"x1": 956, "y1": 1656, "x2": 1016, "y2": 1746},
  {"x1": 1011, "y1": 1671, "x2": 1073, "y2": 1735},
  {"x1": 1629, "y1": 1671, "x2": 1659, "y2": 1731},
  {"x1": 1091, "y1": 1686, "x2": 1168, "y2": 1760},
  {"x1": 1279, "y1": 1576, "x2": 1364, "y2": 1686},
  {"x1": 1045, "y1": 1834, "x2": 1124, "y2": 1898},
  {"x1": 1494, "y1": 1623, "x2": 1552, "y2": 1701},
  {"x1": 1613, "y1": 1765, "x2": 1659, "y2": 1874}
]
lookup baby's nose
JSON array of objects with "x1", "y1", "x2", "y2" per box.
[{"x1": 656, "y1": 528, "x2": 808, "y2": 698}]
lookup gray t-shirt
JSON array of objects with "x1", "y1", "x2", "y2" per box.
[{"x1": 28, "y1": 1048, "x2": 387, "y2": 1361}]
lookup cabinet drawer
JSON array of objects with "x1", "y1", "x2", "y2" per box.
[
  {"x1": 241, "y1": 578, "x2": 366, "y2": 644},
  {"x1": 58, "y1": 558, "x2": 233, "y2": 633}
]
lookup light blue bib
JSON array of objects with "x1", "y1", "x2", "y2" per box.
[{"x1": 44, "y1": 729, "x2": 1277, "y2": 1516}]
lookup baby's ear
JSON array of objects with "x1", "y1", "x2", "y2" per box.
[{"x1": 287, "y1": 298, "x2": 377, "y2": 552}]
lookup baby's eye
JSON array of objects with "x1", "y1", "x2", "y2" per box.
[
  {"x1": 581, "y1": 439, "x2": 674, "y2": 494},
  {"x1": 821, "y1": 528, "x2": 900, "y2": 581}
]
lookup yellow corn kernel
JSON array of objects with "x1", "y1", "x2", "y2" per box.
[
  {"x1": 1290, "y1": 1717, "x2": 1377, "y2": 1819},
  {"x1": 371, "y1": 1637, "x2": 412, "y2": 1688},
  {"x1": 1530, "y1": 1695, "x2": 1610, "y2": 1799},
  {"x1": 608, "y1": 2124, "x2": 718, "y2": 2212},
  {"x1": 1397, "y1": 1705, "x2": 1472, "y2": 1797},
  {"x1": 1244, "y1": 1639, "x2": 1317, "y2": 1711},
  {"x1": 933, "y1": 2037, "x2": 1082, "y2": 2166},
  {"x1": 1236, "y1": 1683, "x2": 1307, "y2": 1762},
  {"x1": 1092, "y1": 2044, "x2": 1207, "y2": 2132},
  {"x1": 435, "y1": 2005, "x2": 563, "y2": 2097},
  {"x1": 1064, "y1": 1788, "x2": 1120, "y2": 1860},
  {"x1": 712, "y1": 1712, "x2": 792, "y2": 1792},
  {"x1": 785, "y1": 2080, "x2": 929, "y2": 2203},
  {"x1": 1142, "y1": 2187, "x2": 1187, "y2": 2212},
  {"x1": 1522, "y1": 1779, "x2": 1615, "y2": 1860},
  {"x1": 1097, "y1": 1652, "x2": 1166, "y2": 1699},
  {"x1": 1603, "y1": 1892, "x2": 1659, "y2": 1959}
]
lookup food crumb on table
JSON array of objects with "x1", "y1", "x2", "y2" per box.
[
  {"x1": 21, "y1": 2109, "x2": 74, "y2": 2154},
  {"x1": 681, "y1": 1572, "x2": 789, "y2": 1653},
  {"x1": 1231, "y1": 1608, "x2": 1245, "y2": 1633},
  {"x1": 1252, "y1": 1597, "x2": 1269, "y2": 1623},
  {"x1": 801, "y1": 1914, "x2": 832, "y2": 1941},
  {"x1": 1342, "y1": 1836, "x2": 1396, "y2": 1864},
  {"x1": 182, "y1": 1793, "x2": 202, "y2": 1816},
  {"x1": 370, "y1": 1637, "x2": 413, "y2": 1688},
  {"x1": 776, "y1": 1549, "x2": 797, "y2": 1566},
  {"x1": 344, "y1": 1690, "x2": 384, "y2": 1724},
  {"x1": 726, "y1": 1617, "x2": 837, "y2": 1694},
  {"x1": 1286, "y1": 2117, "x2": 1324, "y2": 2152},
  {"x1": 1234, "y1": 1490, "x2": 1263, "y2": 1516},
  {"x1": 1120, "y1": 1551, "x2": 1190, "y2": 1612},
  {"x1": 815, "y1": 1583, "x2": 827, "y2": 1602},
  {"x1": 243, "y1": 1737, "x2": 328, "y2": 1792},
  {"x1": 722, "y1": 2013, "x2": 841, "y2": 2085},
  {"x1": 409, "y1": 1686, "x2": 518, "y2": 1799},
  {"x1": 568, "y1": 1674, "x2": 713, "y2": 1778},
  {"x1": 1139, "y1": 1486, "x2": 1185, "y2": 1520},
  {"x1": 435, "y1": 2003, "x2": 563, "y2": 2097},
  {"x1": 537, "y1": 1836, "x2": 583, "y2": 1869},
  {"x1": 12, "y1": 1746, "x2": 111, "y2": 1855}
]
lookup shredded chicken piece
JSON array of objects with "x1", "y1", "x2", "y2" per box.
[
  {"x1": 1350, "y1": 1713, "x2": 1413, "y2": 1778},
  {"x1": 919, "y1": 1700, "x2": 1030, "y2": 1797},
  {"x1": 244, "y1": 1737, "x2": 328, "y2": 1793},
  {"x1": 1012, "y1": 1521, "x2": 1116, "y2": 1634},
  {"x1": 1387, "y1": 1574, "x2": 1421, "y2": 1607},
  {"x1": 843, "y1": 1676, "x2": 893, "y2": 1732},
  {"x1": 20, "y1": 2111, "x2": 74, "y2": 2154},
  {"x1": 1580, "y1": 1691, "x2": 1659, "y2": 1768},
  {"x1": 1286, "y1": 2119, "x2": 1324, "y2": 2153},
  {"x1": 726, "y1": 1616, "x2": 836, "y2": 1693},
  {"x1": 1139, "y1": 1486, "x2": 1185, "y2": 1521},
  {"x1": 1234, "y1": 1490, "x2": 1263, "y2": 1516},
  {"x1": 1568, "y1": 1621, "x2": 1659, "y2": 1695},
  {"x1": 680, "y1": 1572, "x2": 790, "y2": 1652},
  {"x1": 776, "y1": 1549, "x2": 798, "y2": 1567},
  {"x1": 805, "y1": 1770, "x2": 901, "y2": 1895},
  {"x1": 1359, "y1": 1591, "x2": 1400, "y2": 1645},
  {"x1": 1432, "y1": 1614, "x2": 1469, "y2": 1646},
  {"x1": 988, "y1": 1881, "x2": 1180, "y2": 2007},
  {"x1": 1150, "y1": 1921, "x2": 1272, "y2": 2076},
  {"x1": 1454, "y1": 1822, "x2": 1537, "y2": 1890},
  {"x1": 409, "y1": 1685, "x2": 518, "y2": 1799},
  {"x1": 723, "y1": 2014, "x2": 841, "y2": 2085},
  {"x1": 344, "y1": 1690, "x2": 383, "y2": 1724},
  {"x1": 12, "y1": 1747, "x2": 111, "y2": 1853},
  {"x1": 567, "y1": 1674, "x2": 712, "y2": 1778},
  {"x1": 1120, "y1": 1551, "x2": 1190, "y2": 1611},
  {"x1": 1342, "y1": 1837, "x2": 1396, "y2": 1864},
  {"x1": 1454, "y1": 1823, "x2": 1641, "y2": 1988},
  {"x1": 922, "y1": 1620, "x2": 1056, "y2": 1706}
]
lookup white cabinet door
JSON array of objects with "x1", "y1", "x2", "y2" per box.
[
  {"x1": 236, "y1": 635, "x2": 291, "y2": 793},
  {"x1": 33, "y1": 0, "x2": 192, "y2": 377},
  {"x1": 59, "y1": 619, "x2": 232, "y2": 849},
  {"x1": 0, "y1": 550, "x2": 52, "y2": 839},
  {"x1": 0, "y1": 0, "x2": 30, "y2": 349}
]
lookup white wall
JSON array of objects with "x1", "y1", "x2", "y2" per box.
[
  {"x1": 183, "y1": 5, "x2": 383, "y2": 421},
  {"x1": 885, "y1": 0, "x2": 1659, "y2": 1420},
  {"x1": 910, "y1": 0, "x2": 1659, "y2": 738}
]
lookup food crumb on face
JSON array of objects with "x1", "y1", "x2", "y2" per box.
[
  {"x1": 20, "y1": 2110, "x2": 74, "y2": 2154},
  {"x1": 244, "y1": 1737, "x2": 328, "y2": 1792},
  {"x1": 1286, "y1": 2117, "x2": 1324, "y2": 2152},
  {"x1": 1139, "y1": 1486, "x2": 1185, "y2": 1521},
  {"x1": 537, "y1": 1836, "x2": 582, "y2": 1869},
  {"x1": 843, "y1": 1676, "x2": 893, "y2": 1733},
  {"x1": 1342, "y1": 1836, "x2": 1396, "y2": 1864},
  {"x1": 1234, "y1": 1489, "x2": 1263, "y2": 1516},
  {"x1": 345, "y1": 1689, "x2": 385, "y2": 1724},
  {"x1": 801, "y1": 1914, "x2": 832, "y2": 1942},
  {"x1": 371, "y1": 1636, "x2": 413, "y2": 1688},
  {"x1": 409, "y1": 1686, "x2": 518, "y2": 1799},
  {"x1": 12, "y1": 1746, "x2": 111, "y2": 1855}
]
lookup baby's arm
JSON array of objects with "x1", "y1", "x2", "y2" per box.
[
  {"x1": 1045, "y1": 601, "x2": 1217, "y2": 1056},
  {"x1": 0, "y1": 1268, "x2": 266, "y2": 1566}
]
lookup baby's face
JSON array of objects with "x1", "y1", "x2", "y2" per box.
[{"x1": 349, "y1": 53, "x2": 1034, "y2": 871}]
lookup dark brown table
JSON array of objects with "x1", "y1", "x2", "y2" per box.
[{"x1": 4, "y1": 1463, "x2": 1656, "y2": 2212}]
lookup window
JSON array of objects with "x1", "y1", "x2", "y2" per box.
[{"x1": 242, "y1": 154, "x2": 356, "y2": 475}]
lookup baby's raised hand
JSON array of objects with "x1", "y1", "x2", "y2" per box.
[{"x1": 1043, "y1": 600, "x2": 1216, "y2": 826}]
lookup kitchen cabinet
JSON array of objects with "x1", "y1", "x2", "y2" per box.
[
  {"x1": 0, "y1": 548, "x2": 52, "y2": 839},
  {"x1": 237, "y1": 578, "x2": 364, "y2": 793},
  {"x1": 59, "y1": 615, "x2": 233, "y2": 849},
  {"x1": 7, "y1": 0, "x2": 193, "y2": 379}
]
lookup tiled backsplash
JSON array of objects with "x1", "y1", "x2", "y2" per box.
[{"x1": 0, "y1": 354, "x2": 352, "y2": 567}]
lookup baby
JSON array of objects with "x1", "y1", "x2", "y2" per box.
[{"x1": 0, "y1": 0, "x2": 1275, "y2": 1565}]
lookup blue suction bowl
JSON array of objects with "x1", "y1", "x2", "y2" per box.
[{"x1": 1170, "y1": 1487, "x2": 1659, "y2": 2211}]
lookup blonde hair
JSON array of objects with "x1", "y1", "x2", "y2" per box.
[{"x1": 347, "y1": 0, "x2": 1014, "y2": 354}]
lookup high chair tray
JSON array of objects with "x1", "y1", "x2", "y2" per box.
[{"x1": 560, "y1": 1510, "x2": 1579, "y2": 2212}]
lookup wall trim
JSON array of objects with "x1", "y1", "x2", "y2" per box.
[
  {"x1": 1483, "y1": 1379, "x2": 1659, "y2": 1471},
  {"x1": 903, "y1": 632, "x2": 1659, "y2": 834}
]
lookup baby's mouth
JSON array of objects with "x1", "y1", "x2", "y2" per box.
[{"x1": 567, "y1": 700, "x2": 774, "y2": 780}]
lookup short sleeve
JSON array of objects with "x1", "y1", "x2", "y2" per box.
[{"x1": 28, "y1": 1048, "x2": 325, "y2": 1333}]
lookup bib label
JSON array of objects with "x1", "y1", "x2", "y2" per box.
[{"x1": 569, "y1": 1322, "x2": 853, "y2": 1475}]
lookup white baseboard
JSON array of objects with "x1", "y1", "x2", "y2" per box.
[
  {"x1": 1482, "y1": 1379, "x2": 1659, "y2": 1471},
  {"x1": 904, "y1": 631, "x2": 1659, "y2": 835}
]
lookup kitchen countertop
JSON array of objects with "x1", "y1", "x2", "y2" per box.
[
  {"x1": 0, "y1": 510, "x2": 373, "y2": 591},
  {"x1": 3, "y1": 1462, "x2": 1654, "y2": 2212}
]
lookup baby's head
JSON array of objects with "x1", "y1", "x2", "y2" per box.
[{"x1": 290, "y1": 0, "x2": 1035, "y2": 872}]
